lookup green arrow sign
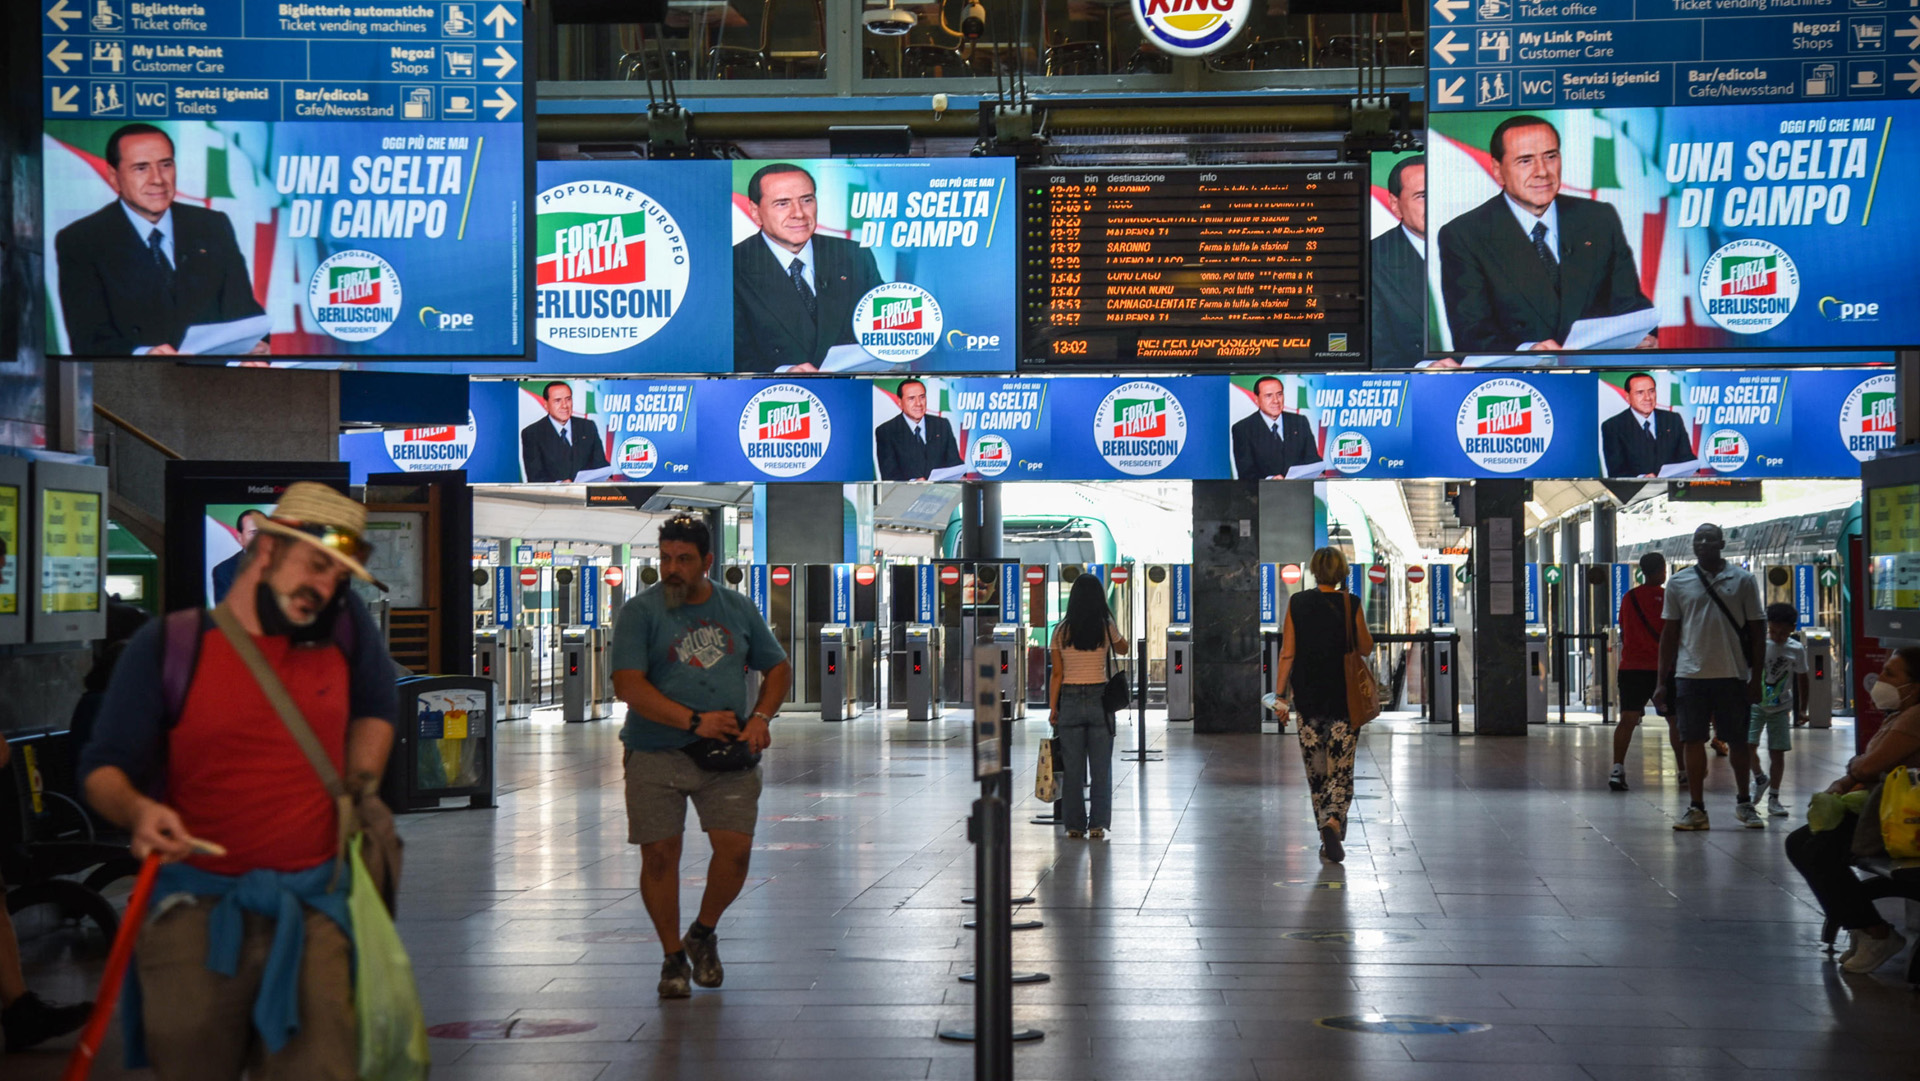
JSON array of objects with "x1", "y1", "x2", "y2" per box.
[
  {"x1": 1455, "y1": 566, "x2": 1471, "y2": 584},
  {"x1": 1819, "y1": 567, "x2": 1840, "y2": 588},
  {"x1": 1633, "y1": 568, "x2": 1645, "y2": 584},
  {"x1": 1543, "y1": 565, "x2": 1563, "y2": 585}
]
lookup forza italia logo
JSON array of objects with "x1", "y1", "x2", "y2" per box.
[
  {"x1": 739, "y1": 384, "x2": 832, "y2": 478},
  {"x1": 1130, "y1": 0, "x2": 1251, "y2": 56},
  {"x1": 1704, "y1": 429, "x2": 1749, "y2": 473},
  {"x1": 1456, "y1": 378, "x2": 1553, "y2": 473},
  {"x1": 308, "y1": 250, "x2": 400, "y2": 341},
  {"x1": 617, "y1": 437, "x2": 658, "y2": 478},
  {"x1": 382, "y1": 411, "x2": 476, "y2": 471},
  {"x1": 1699, "y1": 239, "x2": 1799, "y2": 334},
  {"x1": 1095, "y1": 381, "x2": 1187, "y2": 476},
  {"x1": 1839, "y1": 373, "x2": 1896, "y2": 462},
  {"x1": 536, "y1": 180, "x2": 691, "y2": 356},
  {"x1": 856, "y1": 283, "x2": 942, "y2": 363},
  {"x1": 1330, "y1": 431, "x2": 1371, "y2": 475},
  {"x1": 970, "y1": 434, "x2": 1012, "y2": 477}
]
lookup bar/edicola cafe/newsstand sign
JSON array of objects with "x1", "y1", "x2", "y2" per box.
[{"x1": 1129, "y1": 0, "x2": 1252, "y2": 57}]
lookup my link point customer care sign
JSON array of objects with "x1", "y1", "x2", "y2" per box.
[
  {"x1": 41, "y1": 0, "x2": 528, "y2": 359},
  {"x1": 531, "y1": 158, "x2": 1017, "y2": 375}
]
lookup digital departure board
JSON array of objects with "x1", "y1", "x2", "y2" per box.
[{"x1": 1022, "y1": 166, "x2": 1367, "y2": 370}]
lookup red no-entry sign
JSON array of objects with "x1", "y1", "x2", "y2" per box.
[
  {"x1": 770, "y1": 566, "x2": 792, "y2": 587},
  {"x1": 518, "y1": 568, "x2": 539, "y2": 586},
  {"x1": 1280, "y1": 564, "x2": 1303, "y2": 586},
  {"x1": 1367, "y1": 565, "x2": 1389, "y2": 585},
  {"x1": 939, "y1": 565, "x2": 961, "y2": 586},
  {"x1": 603, "y1": 566, "x2": 624, "y2": 587},
  {"x1": 1024, "y1": 566, "x2": 1047, "y2": 583},
  {"x1": 1406, "y1": 566, "x2": 1426, "y2": 584},
  {"x1": 855, "y1": 565, "x2": 877, "y2": 586},
  {"x1": 1110, "y1": 566, "x2": 1132, "y2": 584}
]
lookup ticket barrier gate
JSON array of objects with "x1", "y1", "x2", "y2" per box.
[
  {"x1": 905, "y1": 624, "x2": 942, "y2": 721},
  {"x1": 1525, "y1": 628, "x2": 1551, "y2": 726},
  {"x1": 1165, "y1": 624, "x2": 1193, "y2": 722},
  {"x1": 594, "y1": 628, "x2": 615, "y2": 709},
  {"x1": 1805, "y1": 629, "x2": 1834, "y2": 728},
  {"x1": 991, "y1": 624, "x2": 1027, "y2": 721},
  {"x1": 1260, "y1": 627, "x2": 1282, "y2": 727},
  {"x1": 560, "y1": 627, "x2": 608, "y2": 723},
  {"x1": 1430, "y1": 630, "x2": 1458, "y2": 727},
  {"x1": 502, "y1": 627, "x2": 533, "y2": 720},
  {"x1": 820, "y1": 625, "x2": 860, "y2": 722},
  {"x1": 474, "y1": 627, "x2": 511, "y2": 720}
]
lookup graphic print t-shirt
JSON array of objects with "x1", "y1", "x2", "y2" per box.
[
  {"x1": 1756, "y1": 637, "x2": 1808, "y2": 717},
  {"x1": 609, "y1": 583, "x2": 787, "y2": 752}
]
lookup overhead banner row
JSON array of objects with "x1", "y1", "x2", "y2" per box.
[{"x1": 342, "y1": 368, "x2": 1895, "y2": 485}]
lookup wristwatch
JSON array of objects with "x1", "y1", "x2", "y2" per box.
[{"x1": 749, "y1": 710, "x2": 775, "y2": 724}]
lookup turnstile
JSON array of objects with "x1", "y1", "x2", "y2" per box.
[
  {"x1": 1430, "y1": 629, "x2": 1459, "y2": 726},
  {"x1": 991, "y1": 623, "x2": 1027, "y2": 721},
  {"x1": 904, "y1": 623, "x2": 942, "y2": 721},
  {"x1": 1805, "y1": 629, "x2": 1834, "y2": 728},
  {"x1": 1525, "y1": 628, "x2": 1551, "y2": 725},
  {"x1": 819, "y1": 624, "x2": 859, "y2": 722},
  {"x1": 1260, "y1": 627, "x2": 1282, "y2": 726},
  {"x1": 592, "y1": 627, "x2": 614, "y2": 711},
  {"x1": 504, "y1": 626, "x2": 533, "y2": 720},
  {"x1": 1165, "y1": 624, "x2": 1193, "y2": 722},
  {"x1": 561, "y1": 627, "x2": 607, "y2": 723}
]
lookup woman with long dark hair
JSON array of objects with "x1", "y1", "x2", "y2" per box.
[
  {"x1": 1048, "y1": 573, "x2": 1129, "y2": 840},
  {"x1": 1270, "y1": 546, "x2": 1373, "y2": 863}
]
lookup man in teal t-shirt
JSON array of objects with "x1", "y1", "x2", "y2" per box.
[{"x1": 609, "y1": 515, "x2": 790, "y2": 1001}]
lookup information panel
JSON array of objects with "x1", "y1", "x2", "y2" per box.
[
  {"x1": 1022, "y1": 166, "x2": 1367, "y2": 369},
  {"x1": 40, "y1": 489, "x2": 101, "y2": 614},
  {"x1": 41, "y1": 0, "x2": 529, "y2": 360}
]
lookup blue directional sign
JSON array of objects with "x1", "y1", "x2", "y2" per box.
[
  {"x1": 1794, "y1": 563, "x2": 1815, "y2": 627},
  {"x1": 831, "y1": 563, "x2": 853, "y2": 624},
  {"x1": 1427, "y1": 0, "x2": 1912, "y2": 109},
  {"x1": 1171, "y1": 564, "x2": 1193, "y2": 624},
  {"x1": 999, "y1": 563, "x2": 1021, "y2": 624},
  {"x1": 914, "y1": 563, "x2": 935, "y2": 623},
  {"x1": 580, "y1": 565, "x2": 599, "y2": 628},
  {"x1": 1610, "y1": 563, "x2": 1631, "y2": 626},
  {"x1": 1524, "y1": 563, "x2": 1541, "y2": 625},
  {"x1": 1431, "y1": 565, "x2": 1453, "y2": 625},
  {"x1": 749, "y1": 564, "x2": 771, "y2": 621},
  {"x1": 1259, "y1": 563, "x2": 1279, "y2": 625},
  {"x1": 40, "y1": 0, "x2": 528, "y2": 360}
]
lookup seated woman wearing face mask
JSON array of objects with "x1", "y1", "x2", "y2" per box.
[{"x1": 1783, "y1": 644, "x2": 1920, "y2": 975}]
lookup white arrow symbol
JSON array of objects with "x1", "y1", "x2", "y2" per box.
[
  {"x1": 1899, "y1": 15, "x2": 1920, "y2": 47},
  {"x1": 45, "y1": 0, "x2": 78, "y2": 31},
  {"x1": 50, "y1": 85, "x2": 80, "y2": 112},
  {"x1": 1434, "y1": 29, "x2": 1469, "y2": 64},
  {"x1": 482, "y1": 44, "x2": 516, "y2": 78},
  {"x1": 485, "y1": 86, "x2": 517, "y2": 119},
  {"x1": 1434, "y1": 0, "x2": 1469, "y2": 21},
  {"x1": 1898, "y1": 58, "x2": 1920, "y2": 91},
  {"x1": 1437, "y1": 75, "x2": 1466, "y2": 103},
  {"x1": 46, "y1": 39, "x2": 82, "y2": 73},
  {"x1": 483, "y1": 3, "x2": 517, "y2": 38}
]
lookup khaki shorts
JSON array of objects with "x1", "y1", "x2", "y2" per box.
[{"x1": 623, "y1": 747, "x2": 762, "y2": 845}]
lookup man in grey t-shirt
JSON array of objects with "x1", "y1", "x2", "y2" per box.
[
  {"x1": 609, "y1": 515, "x2": 791, "y2": 998},
  {"x1": 1658, "y1": 523, "x2": 1766, "y2": 832}
]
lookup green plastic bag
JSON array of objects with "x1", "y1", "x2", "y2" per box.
[{"x1": 350, "y1": 835, "x2": 431, "y2": 1081}]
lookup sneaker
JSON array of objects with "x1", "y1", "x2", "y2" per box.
[
  {"x1": 1066, "y1": 829, "x2": 1084, "y2": 839},
  {"x1": 1320, "y1": 825, "x2": 1345, "y2": 863},
  {"x1": 1, "y1": 991, "x2": 93, "y2": 1052},
  {"x1": 1735, "y1": 802, "x2": 1765, "y2": 829},
  {"x1": 658, "y1": 953, "x2": 692, "y2": 998},
  {"x1": 1841, "y1": 929, "x2": 1909, "y2": 974},
  {"x1": 1840, "y1": 930, "x2": 1861, "y2": 966},
  {"x1": 1767, "y1": 794, "x2": 1789, "y2": 818},
  {"x1": 1089, "y1": 828, "x2": 1106, "y2": 840},
  {"x1": 1711, "y1": 739, "x2": 1729, "y2": 758},
  {"x1": 684, "y1": 929, "x2": 724, "y2": 989},
  {"x1": 1609, "y1": 764, "x2": 1629, "y2": 792},
  {"x1": 1752, "y1": 771, "x2": 1770, "y2": 803},
  {"x1": 1674, "y1": 806, "x2": 1710, "y2": 831}
]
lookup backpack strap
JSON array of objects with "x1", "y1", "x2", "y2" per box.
[{"x1": 161, "y1": 609, "x2": 205, "y2": 725}]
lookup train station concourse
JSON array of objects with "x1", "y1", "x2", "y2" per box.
[{"x1": 5, "y1": 0, "x2": 1920, "y2": 1078}]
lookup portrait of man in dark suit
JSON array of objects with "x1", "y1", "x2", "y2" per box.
[
  {"x1": 733, "y1": 163, "x2": 885, "y2": 372},
  {"x1": 875, "y1": 378, "x2": 963, "y2": 481},
  {"x1": 55, "y1": 123, "x2": 268, "y2": 357},
  {"x1": 209, "y1": 509, "x2": 262, "y2": 605},
  {"x1": 520, "y1": 381, "x2": 610, "y2": 484},
  {"x1": 1231, "y1": 377, "x2": 1320, "y2": 480},
  {"x1": 1437, "y1": 115, "x2": 1655, "y2": 354},
  {"x1": 1601, "y1": 371, "x2": 1695, "y2": 478},
  {"x1": 1370, "y1": 155, "x2": 1428, "y2": 370}
]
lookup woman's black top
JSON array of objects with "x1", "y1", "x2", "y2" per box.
[{"x1": 1285, "y1": 588, "x2": 1361, "y2": 721}]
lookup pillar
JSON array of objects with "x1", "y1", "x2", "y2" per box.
[
  {"x1": 1258, "y1": 480, "x2": 1316, "y2": 563},
  {"x1": 1192, "y1": 480, "x2": 1261, "y2": 734},
  {"x1": 978, "y1": 482, "x2": 1003, "y2": 559},
  {"x1": 1593, "y1": 502, "x2": 1617, "y2": 565},
  {"x1": 754, "y1": 483, "x2": 845, "y2": 565},
  {"x1": 1472, "y1": 479, "x2": 1530, "y2": 736}
]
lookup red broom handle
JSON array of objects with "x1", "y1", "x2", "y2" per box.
[{"x1": 60, "y1": 854, "x2": 162, "y2": 1081}]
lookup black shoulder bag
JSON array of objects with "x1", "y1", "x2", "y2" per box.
[
  {"x1": 1694, "y1": 566, "x2": 1753, "y2": 675},
  {"x1": 1101, "y1": 620, "x2": 1131, "y2": 721}
]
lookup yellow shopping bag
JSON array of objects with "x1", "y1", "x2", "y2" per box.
[{"x1": 1880, "y1": 767, "x2": 1920, "y2": 860}]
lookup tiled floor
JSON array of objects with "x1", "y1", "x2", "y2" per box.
[{"x1": 13, "y1": 708, "x2": 1920, "y2": 1079}]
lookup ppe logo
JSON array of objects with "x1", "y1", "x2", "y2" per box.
[
  {"x1": 1130, "y1": 0, "x2": 1251, "y2": 56},
  {"x1": 1330, "y1": 431, "x2": 1371, "y2": 475},
  {"x1": 970, "y1": 434, "x2": 1012, "y2": 478},
  {"x1": 1456, "y1": 378, "x2": 1554, "y2": 473},
  {"x1": 1704, "y1": 428, "x2": 1749, "y2": 473},
  {"x1": 617, "y1": 436, "x2": 658, "y2": 479},
  {"x1": 945, "y1": 329, "x2": 1002, "y2": 351},
  {"x1": 739, "y1": 384, "x2": 832, "y2": 478},
  {"x1": 1818, "y1": 295, "x2": 1880, "y2": 322},
  {"x1": 536, "y1": 181, "x2": 690, "y2": 356},
  {"x1": 382, "y1": 410, "x2": 476, "y2": 471},
  {"x1": 309, "y1": 250, "x2": 400, "y2": 341},
  {"x1": 1699, "y1": 239, "x2": 1799, "y2": 334},
  {"x1": 856, "y1": 283, "x2": 942, "y2": 363},
  {"x1": 1095, "y1": 380, "x2": 1187, "y2": 476},
  {"x1": 419, "y1": 306, "x2": 474, "y2": 331},
  {"x1": 1839, "y1": 372, "x2": 1896, "y2": 462}
]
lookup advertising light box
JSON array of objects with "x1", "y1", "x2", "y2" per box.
[
  {"x1": 1425, "y1": 103, "x2": 1920, "y2": 357},
  {"x1": 1226, "y1": 373, "x2": 1415, "y2": 480},
  {"x1": 871, "y1": 377, "x2": 1052, "y2": 482},
  {"x1": 41, "y1": 1, "x2": 529, "y2": 361}
]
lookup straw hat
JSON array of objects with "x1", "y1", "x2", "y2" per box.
[{"x1": 252, "y1": 482, "x2": 383, "y2": 587}]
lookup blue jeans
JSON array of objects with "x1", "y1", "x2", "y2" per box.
[{"x1": 1054, "y1": 684, "x2": 1114, "y2": 832}]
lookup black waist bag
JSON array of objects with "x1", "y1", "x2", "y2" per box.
[{"x1": 683, "y1": 737, "x2": 761, "y2": 772}]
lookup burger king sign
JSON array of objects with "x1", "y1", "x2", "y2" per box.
[{"x1": 1131, "y1": 0, "x2": 1252, "y2": 56}]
